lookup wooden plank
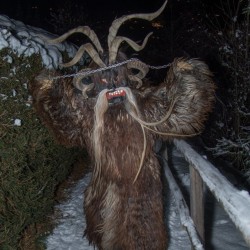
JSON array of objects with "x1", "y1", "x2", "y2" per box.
[
  {"x1": 161, "y1": 155, "x2": 204, "y2": 250},
  {"x1": 190, "y1": 164, "x2": 205, "y2": 245},
  {"x1": 173, "y1": 139, "x2": 250, "y2": 247}
]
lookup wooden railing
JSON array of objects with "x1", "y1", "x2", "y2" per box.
[{"x1": 161, "y1": 139, "x2": 250, "y2": 250}]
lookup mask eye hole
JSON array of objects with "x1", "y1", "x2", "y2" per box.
[
  {"x1": 82, "y1": 76, "x2": 92, "y2": 85},
  {"x1": 121, "y1": 80, "x2": 127, "y2": 86}
]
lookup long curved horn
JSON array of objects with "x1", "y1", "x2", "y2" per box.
[
  {"x1": 107, "y1": 0, "x2": 168, "y2": 63},
  {"x1": 73, "y1": 68, "x2": 95, "y2": 99},
  {"x1": 127, "y1": 60, "x2": 149, "y2": 88},
  {"x1": 47, "y1": 26, "x2": 103, "y2": 53},
  {"x1": 109, "y1": 32, "x2": 153, "y2": 64},
  {"x1": 61, "y1": 43, "x2": 106, "y2": 68}
]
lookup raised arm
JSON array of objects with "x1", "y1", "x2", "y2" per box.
[
  {"x1": 139, "y1": 58, "x2": 215, "y2": 139},
  {"x1": 30, "y1": 70, "x2": 94, "y2": 148}
]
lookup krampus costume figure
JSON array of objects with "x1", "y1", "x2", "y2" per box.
[{"x1": 30, "y1": 0, "x2": 215, "y2": 249}]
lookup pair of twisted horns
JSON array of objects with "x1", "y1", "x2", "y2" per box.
[{"x1": 47, "y1": 0, "x2": 168, "y2": 92}]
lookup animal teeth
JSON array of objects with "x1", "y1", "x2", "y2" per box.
[{"x1": 106, "y1": 89, "x2": 126, "y2": 100}]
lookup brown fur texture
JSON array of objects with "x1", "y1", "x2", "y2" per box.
[{"x1": 30, "y1": 56, "x2": 215, "y2": 250}]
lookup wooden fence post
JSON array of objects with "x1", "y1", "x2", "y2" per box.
[
  {"x1": 174, "y1": 139, "x2": 250, "y2": 248},
  {"x1": 162, "y1": 153, "x2": 204, "y2": 250},
  {"x1": 190, "y1": 164, "x2": 205, "y2": 247}
]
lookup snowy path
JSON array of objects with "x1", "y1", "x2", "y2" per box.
[
  {"x1": 46, "y1": 174, "x2": 93, "y2": 250},
  {"x1": 46, "y1": 148, "x2": 249, "y2": 250}
]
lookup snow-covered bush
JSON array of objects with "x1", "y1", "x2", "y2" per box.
[{"x1": 205, "y1": 1, "x2": 250, "y2": 180}]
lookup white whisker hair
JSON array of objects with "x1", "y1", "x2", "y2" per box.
[{"x1": 92, "y1": 87, "x2": 196, "y2": 183}]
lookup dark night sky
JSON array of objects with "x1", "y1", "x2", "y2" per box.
[
  {"x1": 0, "y1": 0, "x2": 162, "y2": 14},
  {"x1": 0, "y1": 0, "x2": 217, "y2": 37},
  {"x1": 0, "y1": 0, "x2": 243, "y2": 33},
  {"x1": 0, "y1": 0, "x2": 237, "y2": 32},
  {"x1": 0, "y1": 0, "x2": 244, "y2": 62},
  {"x1": 0, "y1": 0, "x2": 164, "y2": 26},
  {"x1": 1, "y1": 0, "x2": 241, "y2": 65}
]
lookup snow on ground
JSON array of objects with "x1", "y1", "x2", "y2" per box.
[
  {"x1": 46, "y1": 174, "x2": 93, "y2": 250},
  {"x1": 44, "y1": 166, "x2": 192, "y2": 250},
  {"x1": 45, "y1": 169, "x2": 192, "y2": 250},
  {"x1": 45, "y1": 146, "x2": 249, "y2": 250}
]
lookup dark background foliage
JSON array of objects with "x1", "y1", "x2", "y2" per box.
[{"x1": 0, "y1": 49, "x2": 82, "y2": 248}]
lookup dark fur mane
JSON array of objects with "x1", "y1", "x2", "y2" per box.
[
  {"x1": 30, "y1": 2, "x2": 215, "y2": 249},
  {"x1": 31, "y1": 57, "x2": 215, "y2": 249}
]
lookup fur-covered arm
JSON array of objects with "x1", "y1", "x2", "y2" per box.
[
  {"x1": 140, "y1": 58, "x2": 215, "y2": 138},
  {"x1": 30, "y1": 70, "x2": 94, "y2": 147}
]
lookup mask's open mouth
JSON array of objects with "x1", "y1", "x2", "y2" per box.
[{"x1": 106, "y1": 89, "x2": 126, "y2": 105}]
